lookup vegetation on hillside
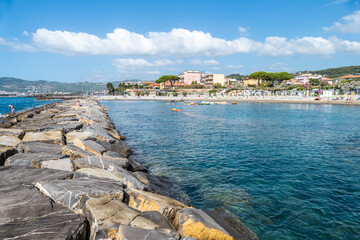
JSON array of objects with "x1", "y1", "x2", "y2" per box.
[{"x1": 299, "y1": 65, "x2": 360, "y2": 78}]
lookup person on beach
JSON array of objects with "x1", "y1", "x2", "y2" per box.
[
  {"x1": 75, "y1": 101, "x2": 82, "y2": 107},
  {"x1": 9, "y1": 105, "x2": 14, "y2": 115}
]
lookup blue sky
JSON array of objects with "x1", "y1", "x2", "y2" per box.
[{"x1": 0, "y1": 0, "x2": 359, "y2": 82}]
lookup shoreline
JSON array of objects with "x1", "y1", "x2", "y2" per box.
[
  {"x1": 0, "y1": 98, "x2": 258, "y2": 240},
  {"x1": 95, "y1": 95, "x2": 360, "y2": 106}
]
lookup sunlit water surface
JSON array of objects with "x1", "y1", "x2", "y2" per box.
[{"x1": 103, "y1": 101, "x2": 360, "y2": 240}]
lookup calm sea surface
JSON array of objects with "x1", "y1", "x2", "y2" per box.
[
  {"x1": 0, "y1": 97, "x2": 61, "y2": 116},
  {"x1": 102, "y1": 100, "x2": 360, "y2": 240}
]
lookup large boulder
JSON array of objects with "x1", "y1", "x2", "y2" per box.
[
  {"x1": 18, "y1": 142, "x2": 63, "y2": 154},
  {"x1": 73, "y1": 155, "x2": 129, "y2": 170},
  {"x1": 41, "y1": 158, "x2": 74, "y2": 172},
  {"x1": 0, "y1": 166, "x2": 86, "y2": 239},
  {"x1": 96, "y1": 140, "x2": 131, "y2": 158},
  {"x1": 0, "y1": 135, "x2": 21, "y2": 147},
  {"x1": 62, "y1": 144, "x2": 93, "y2": 160},
  {"x1": 35, "y1": 177, "x2": 124, "y2": 213},
  {"x1": 74, "y1": 138, "x2": 105, "y2": 155},
  {"x1": 127, "y1": 188, "x2": 187, "y2": 223},
  {"x1": 116, "y1": 225, "x2": 178, "y2": 240},
  {"x1": 108, "y1": 165, "x2": 150, "y2": 191},
  {"x1": 22, "y1": 130, "x2": 64, "y2": 145},
  {"x1": 4, "y1": 152, "x2": 65, "y2": 168},
  {"x1": 0, "y1": 128, "x2": 24, "y2": 138},
  {"x1": 65, "y1": 130, "x2": 97, "y2": 144},
  {"x1": 174, "y1": 208, "x2": 236, "y2": 240}
]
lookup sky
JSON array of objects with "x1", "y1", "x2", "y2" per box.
[{"x1": 0, "y1": 0, "x2": 360, "y2": 82}]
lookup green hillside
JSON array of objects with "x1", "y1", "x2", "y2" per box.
[
  {"x1": 299, "y1": 65, "x2": 360, "y2": 78},
  {"x1": 0, "y1": 77, "x2": 135, "y2": 93}
]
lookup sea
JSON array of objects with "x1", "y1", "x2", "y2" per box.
[
  {"x1": 0, "y1": 97, "x2": 61, "y2": 117},
  {"x1": 101, "y1": 100, "x2": 360, "y2": 240}
]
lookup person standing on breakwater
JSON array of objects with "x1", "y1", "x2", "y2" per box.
[{"x1": 9, "y1": 105, "x2": 14, "y2": 115}]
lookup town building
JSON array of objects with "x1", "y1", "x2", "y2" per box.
[
  {"x1": 294, "y1": 73, "x2": 323, "y2": 84},
  {"x1": 243, "y1": 77, "x2": 262, "y2": 86},
  {"x1": 205, "y1": 74, "x2": 226, "y2": 87},
  {"x1": 160, "y1": 81, "x2": 188, "y2": 90},
  {"x1": 179, "y1": 70, "x2": 202, "y2": 85}
]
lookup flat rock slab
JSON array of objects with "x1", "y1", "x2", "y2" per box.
[
  {"x1": 108, "y1": 165, "x2": 149, "y2": 191},
  {"x1": 18, "y1": 142, "x2": 63, "y2": 154},
  {"x1": 175, "y1": 208, "x2": 234, "y2": 240},
  {"x1": 0, "y1": 185, "x2": 88, "y2": 240},
  {"x1": 0, "y1": 166, "x2": 86, "y2": 239},
  {"x1": 74, "y1": 138, "x2": 105, "y2": 155},
  {"x1": 74, "y1": 168, "x2": 124, "y2": 184},
  {"x1": 127, "y1": 188, "x2": 187, "y2": 223},
  {"x1": 5, "y1": 152, "x2": 65, "y2": 168},
  {"x1": 62, "y1": 144, "x2": 93, "y2": 160},
  {"x1": 73, "y1": 155, "x2": 129, "y2": 170},
  {"x1": 41, "y1": 158, "x2": 74, "y2": 172},
  {"x1": 0, "y1": 165, "x2": 72, "y2": 186},
  {"x1": 66, "y1": 130, "x2": 97, "y2": 144},
  {"x1": 96, "y1": 140, "x2": 131, "y2": 157},
  {"x1": 0, "y1": 128, "x2": 24, "y2": 138},
  {"x1": 116, "y1": 225, "x2": 178, "y2": 240},
  {"x1": 0, "y1": 135, "x2": 21, "y2": 147},
  {"x1": 35, "y1": 177, "x2": 124, "y2": 212},
  {"x1": 22, "y1": 130, "x2": 64, "y2": 145}
]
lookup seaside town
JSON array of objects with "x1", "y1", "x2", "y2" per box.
[
  {"x1": 98, "y1": 70, "x2": 360, "y2": 103},
  {"x1": 2, "y1": 1, "x2": 360, "y2": 240}
]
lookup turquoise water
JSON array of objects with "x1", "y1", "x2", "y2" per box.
[
  {"x1": 0, "y1": 97, "x2": 61, "y2": 117},
  {"x1": 103, "y1": 101, "x2": 360, "y2": 240}
]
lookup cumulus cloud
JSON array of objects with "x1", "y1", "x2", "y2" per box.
[
  {"x1": 226, "y1": 64, "x2": 243, "y2": 69},
  {"x1": 189, "y1": 59, "x2": 220, "y2": 66},
  {"x1": 238, "y1": 26, "x2": 247, "y2": 33},
  {"x1": 112, "y1": 58, "x2": 182, "y2": 75},
  {"x1": 0, "y1": 37, "x2": 35, "y2": 51},
  {"x1": 22, "y1": 31, "x2": 29, "y2": 36},
  {"x1": 0, "y1": 27, "x2": 359, "y2": 57},
  {"x1": 259, "y1": 36, "x2": 336, "y2": 56},
  {"x1": 324, "y1": 10, "x2": 360, "y2": 33}
]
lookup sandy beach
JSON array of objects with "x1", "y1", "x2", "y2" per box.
[{"x1": 94, "y1": 95, "x2": 360, "y2": 106}]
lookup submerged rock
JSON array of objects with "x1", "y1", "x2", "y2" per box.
[
  {"x1": 116, "y1": 225, "x2": 179, "y2": 240},
  {"x1": 127, "y1": 188, "x2": 187, "y2": 223},
  {"x1": 175, "y1": 208, "x2": 236, "y2": 240}
]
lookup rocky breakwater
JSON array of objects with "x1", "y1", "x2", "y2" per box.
[{"x1": 0, "y1": 99, "x2": 258, "y2": 240}]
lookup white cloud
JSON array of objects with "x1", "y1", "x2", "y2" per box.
[
  {"x1": 324, "y1": 10, "x2": 360, "y2": 33},
  {"x1": 0, "y1": 27, "x2": 359, "y2": 57},
  {"x1": 259, "y1": 36, "x2": 336, "y2": 56},
  {"x1": 238, "y1": 26, "x2": 247, "y2": 33},
  {"x1": 22, "y1": 31, "x2": 29, "y2": 36},
  {"x1": 0, "y1": 37, "x2": 35, "y2": 51},
  {"x1": 267, "y1": 62, "x2": 293, "y2": 72},
  {"x1": 189, "y1": 59, "x2": 220, "y2": 66},
  {"x1": 323, "y1": 0, "x2": 351, "y2": 7},
  {"x1": 28, "y1": 28, "x2": 259, "y2": 56},
  {"x1": 226, "y1": 64, "x2": 243, "y2": 69},
  {"x1": 112, "y1": 58, "x2": 181, "y2": 76}
]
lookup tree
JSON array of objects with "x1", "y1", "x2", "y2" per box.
[
  {"x1": 309, "y1": 78, "x2": 321, "y2": 86},
  {"x1": 106, "y1": 83, "x2": 115, "y2": 95},
  {"x1": 156, "y1": 75, "x2": 180, "y2": 89}
]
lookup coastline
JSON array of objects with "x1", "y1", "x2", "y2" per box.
[
  {"x1": 0, "y1": 98, "x2": 258, "y2": 240},
  {"x1": 95, "y1": 95, "x2": 360, "y2": 106}
]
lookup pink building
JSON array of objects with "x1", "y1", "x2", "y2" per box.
[{"x1": 179, "y1": 70, "x2": 202, "y2": 85}]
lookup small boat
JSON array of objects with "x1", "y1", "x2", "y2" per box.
[
  {"x1": 172, "y1": 108, "x2": 181, "y2": 112},
  {"x1": 230, "y1": 102, "x2": 238, "y2": 105},
  {"x1": 215, "y1": 101, "x2": 227, "y2": 105}
]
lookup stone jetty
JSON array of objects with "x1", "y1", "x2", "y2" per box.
[{"x1": 0, "y1": 99, "x2": 258, "y2": 240}]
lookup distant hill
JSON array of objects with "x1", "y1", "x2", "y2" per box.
[
  {"x1": 297, "y1": 65, "x2": 360, "y2": 78},
  {"x1": 0, "y1": 77, "x2": 141, "y2": 94}
]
